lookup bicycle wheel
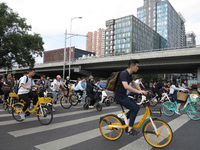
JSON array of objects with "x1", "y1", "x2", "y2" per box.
[
  {"x1": 69, "y1": 94, "x2": 79, "y2": 106},
  {"x1": 143, "y1": 119, "x2": 173, "y2": 148},
  {"x1": 105, "y1": 100, "x2": 111, "y2": 106},
  {"x1": 99, "y1": 115, "x2": 124, "y2": 141},
  {"x1": 12, "y1": 103, "x2": 24, "y2": 122},
  {"x1": 186, "y1": 104, "x2": 200, "y2": 120},
  {"x1": 162, "y1": 101, "x2": 176, "y2": 116},
  {"x1": 37, "y1": 105, "x2": 53, "y2": 125},
  {"x1": 60, "y1": 96, "x2": 71, "y2": 109},
  {"x1": 149, "y1": 97, "x2": 158, "y2": 107}
]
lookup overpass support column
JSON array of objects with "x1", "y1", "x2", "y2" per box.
[{"x1": 198, "y1": 67, "x2": 200, "y2": 90}]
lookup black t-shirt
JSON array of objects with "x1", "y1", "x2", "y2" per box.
[
  {"x1": 155, "y1": 82, "x2": 164, "y2": 90},
  {"x1": 115, "y1": 69, "x2": 133, "y2": 96}
]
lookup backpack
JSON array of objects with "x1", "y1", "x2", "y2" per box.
[
  {"x1": 106, "y1": 72, "x2": 121, "y2": 91},
  {"x1": 15, "y1": 76, "x2": 29, "y2": 94}
]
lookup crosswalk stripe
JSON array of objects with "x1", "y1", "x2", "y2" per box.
[
  {"x1": 9, "y1": 110, "x2": 130, "y2": 137},
  {"x1": 0, "y1": 105, "x2": 118, "y2": 126},
  {"x1": 34, "y1": 115, "x2": 144, "y2": 150},
  {"x1": 0, "y1": 105, "x2": 118, "y2": 118},
  {"x1": 119, "y1": 114, "x2": 190, "y2": 150}
]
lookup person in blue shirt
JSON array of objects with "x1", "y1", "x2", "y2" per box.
[
  {"x1": 115, "y1": 60, "x2": 147, "y2": 136},
  {"x1": 74, "y1": 77, "x2": 86, "y2": 97}
]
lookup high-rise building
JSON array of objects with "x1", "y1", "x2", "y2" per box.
[
  {"x1": 105, "y1": 15, "x2": 160, "y2": 55},
  {"x1": 179, "y1": 13, "x2": 186, "y2": 47},
  {"x1": 86, "y1": 28, "x2": 105, "y2": 56},
  {"x1": 137, "y1": 0, "x2": 185, "y2": 48},
  {"x1": 105, "y1": 19, "x2": 115, "y2": 56},
  {"x1": 186, "y1": 32, "x2": 196, "y2": 47}
]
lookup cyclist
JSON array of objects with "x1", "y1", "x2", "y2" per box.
[
  {"x1": 86, "y1": 75, "x2": 97, "y2": 108},
  {"x1": 115, "y1": 60, "x2": 147, "y2": 136},
  {"x1": 36, "y1": 75, "x2": 48, "y2": 97},
  {"x1": 169, "y1": 82, "x2": 188, "y2": 115},
  {"x1": 74, "y1": 77, "x2": 86, "y2": 98},
  {"x1": 154, "y1": 80, "x2": 168, "y2": 100},
  {"x1": 64, "y1": 76, "x2": 72, "y2": 97},
  {"x1": 3, "y1": 73, "x2": 14, "y2": 101},
  {"x1": 52, "y1": 75, "x2": 64, "y2": 111},
  {"x1": 18, "y1": 69, "x2": 42, "y2": 120},
  {"x1": 135, "y1": 77, "x2": 145, "y2": 89}
]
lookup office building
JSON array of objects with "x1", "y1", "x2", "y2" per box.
[
  {"x1": 179, "y1": 13, "x2": 186, "y2": 47},
  {"x1": 137, "y1": 0, "x2": 185, "y2": 48},
  {"x1": 105, "y1": 15, "x2": 160, "y2": 55},
  {"x1": 86, "y1": 28, "x2": 105, "y2": 56},
  {"x1": 105, "y1": 19, "x2": 115, "y2": 55},
  {"x1": 43, "y1": 47, "x2": 94, "y2": 63},
  {"x1": 186, "y1": 32, "x2": 196, "y2": 47}
]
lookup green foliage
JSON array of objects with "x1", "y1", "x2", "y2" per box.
[{"x1": 0, "y1": 3, "x2": 44, "y2": 69}]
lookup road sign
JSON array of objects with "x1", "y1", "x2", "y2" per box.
[{"x1": 12, "y1": 71, "x2": 16, "y2": 74}]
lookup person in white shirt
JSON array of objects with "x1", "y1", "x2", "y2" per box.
[
  {"x1": 135, "y1": 77, "x2": 145, "y2": 89},
  {"x1": 170, "y1": 82, "x2": 188, "y2": 115},
  {"x1": 52, "y1": 75, "x2": 64, "y2": 110},
  {"x1": 18, "y1": 69, "x2": 42, "y2": 120}
]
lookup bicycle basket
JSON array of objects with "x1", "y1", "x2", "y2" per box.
[
  {"x1": 38, "y1": 97, "x2": 52, "y2": 104},
  {"x1": 189, "y1": 94, "x2": 199, "y2": 103},
  {"x1": 150, "y1": 107, "x2": 162, "y2": 117}
]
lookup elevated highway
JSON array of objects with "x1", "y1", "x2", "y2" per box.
[{"x1": 0, "y1": 46, "x2": 200, "y2": 81}]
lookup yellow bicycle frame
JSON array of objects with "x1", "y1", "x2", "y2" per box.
[{"x1": 108, "y1": 106, "x2": 152, "y2": 129}]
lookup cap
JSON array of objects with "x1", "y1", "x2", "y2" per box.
[{"x1": 56, "y1": 75, "x2": 61, "y2": 79}]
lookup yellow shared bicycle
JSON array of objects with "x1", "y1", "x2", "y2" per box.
[
  {"x1": 99, "y1": 94, "x2": 173, "y2": 148},
  {"x1": 3, "y1": 92, "x2": 19, "y2": 113},
  {"x1": 12, "y1": 97, "x2": 53, "y2": 125}
]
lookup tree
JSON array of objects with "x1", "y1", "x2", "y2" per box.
[{"x1": 0, "y1": 3, "x2": 44, "y2": 69}]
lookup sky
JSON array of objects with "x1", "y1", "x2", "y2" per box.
[{"x1": 1, "y1": 0, "x2": 200, "y2": 63}]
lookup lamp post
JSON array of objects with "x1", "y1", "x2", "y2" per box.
[
  {"x1": 63, "y1": 29, "x2": 67, "y2": 81},
  {"x1": 69, "y1": 17, "x2": 82, "y2": 79}
]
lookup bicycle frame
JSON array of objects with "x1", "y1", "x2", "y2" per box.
[
  {"x1": 108, "y1": 106, "x2": 159, "y2": 135},
  {"x1": 167, "y1": 99, "x2": 190, "y2": 112},
  {"x1": 13, "y1": 98, "x2": 52, "y2": 116}
]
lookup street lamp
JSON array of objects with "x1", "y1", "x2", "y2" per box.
[
  {"x1": 69, "y1": 17, "x2": 82, "y2": 79},
  {"x1": 63, "y1": 29, "x2": 67, "y2": 81}
]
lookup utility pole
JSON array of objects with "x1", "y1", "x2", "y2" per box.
[{"x1": 63, "y1": 29, "x2": 67, "y2": 81}]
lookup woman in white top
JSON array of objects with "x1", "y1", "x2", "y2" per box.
[{"x1": 170, "y1": 82, "x2": 188, "y2": 115}]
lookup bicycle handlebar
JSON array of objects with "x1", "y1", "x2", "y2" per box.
[{"x1": 128, "y1": 95, "x2": 148, "y2": 105}]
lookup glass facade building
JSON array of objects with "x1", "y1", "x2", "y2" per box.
[
  {"x1": 111, "y1": 15, "x2": 160, "y2": 55},
  {"x1": 137, "y1": 0, "x2": 185, "y2": 49}
]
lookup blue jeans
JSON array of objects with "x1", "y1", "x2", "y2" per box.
[
  {"x1": 53, "y1": 90, "x2": 61, "y2": 103},
  {"x1": 115, "y1": 94, "x2": 140, "y2": 127}
]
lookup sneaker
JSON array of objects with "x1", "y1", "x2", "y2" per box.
[
  {"x1": 19, "y1": 112, "x2": 26, "y2": 120},
  {"x1": 127, "y1": 129, "x2": 140, "y2": 136},
  {"x1": 175, "y1": 110, "x2": 181, "y2": 115},
  {"x1": 52, "y1": 106, "x2": 55, "y2": 112},
  {"x1": 89, "y1": 106, "x2": 94, "y2": 109}
]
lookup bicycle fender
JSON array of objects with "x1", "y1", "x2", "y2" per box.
[{"x1": 99, "y1": 114, "x2": 121, "y2": 123}]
